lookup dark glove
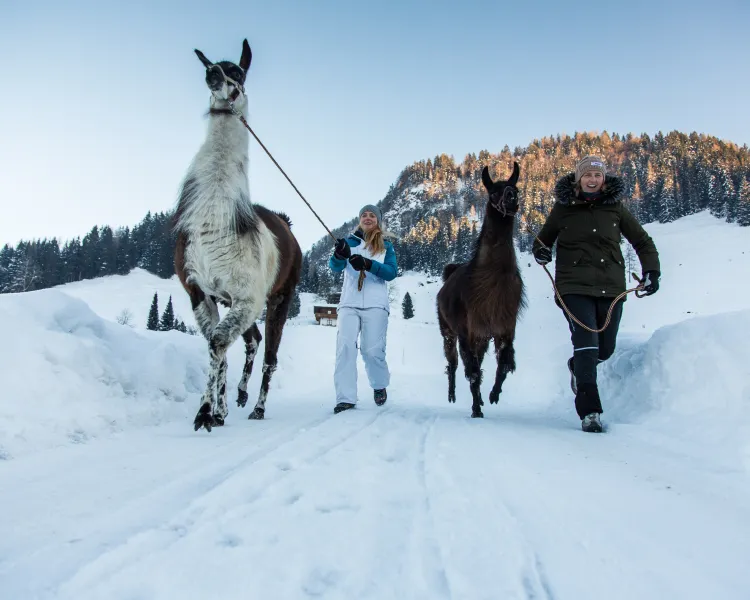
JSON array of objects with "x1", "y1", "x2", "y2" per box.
[
  {"x1": 348, "y1": 254, "x2": 372, "y2": 272},
  {"x1": 533, "y1": 245, "x2": 552, "y2": 265},
  {"x1": 641, "y1": 270, "x2": 660, "y2": 295},
  {"x1": 333, "y1": 238, "x2": 350, "y2": 260}
]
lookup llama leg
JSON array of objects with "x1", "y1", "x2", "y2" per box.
[
  {"x1": 195, "y1": 298, "x2": 262, "y2": 431},
  {"x1": 213, "y1": 356, "x2": 229, "y2": 425},
  {"x1": 195, "y1": 341, "x2": 224, "y2": 432},
  {"x1": 250, "y1": 292, "x2": 293, "y2": 420},
  {"x1": 438, "y1": 315, "x2": 458, "y2": 403},
  {"x1": 459, "y1": 337, "x2": 487, "y2": 418},
  {"x1": 193, "y1": 293, "x2": 220, "y2": 341},
  {"x1": 237, "y1": 323, "x2": 262, "y2": 408},
  {"x1": 489, "y1": 334, "x2": 516, "y2": 404},
  {"x1": 190, "y1": 292, "x2": 222, "y2": 432}
]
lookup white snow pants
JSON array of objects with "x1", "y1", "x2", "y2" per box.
[{"x1": 334, "y1": 307, "x2": 390, "y2": 404}]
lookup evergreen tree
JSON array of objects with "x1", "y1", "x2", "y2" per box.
[
  {"x1": 0, "y1": 244, "x2": 13, "y2": 292},
  {"x1": 147, "y1": 292, "x2": 159, "y2": 331},
  {"x1": 81, "y1": 225, "x2": 101, "y2": 279},
  {"x1": 402, "y1": 292, "x2": 415, "y2": 319},
  {"x1": 159, "y1": 295, "x2": 176, "y2": 331},
  {"x1": 737, "y1": 179, "x2": 750, "y2": 227},
  {"x1": 288, "y1": 288, "x2": 301, "y2": 318},
  {"x1": 115, "y1": 227, "x2": 132, "y2": 275}
]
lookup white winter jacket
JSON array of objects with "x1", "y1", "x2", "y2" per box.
[{"x1": 328, "y1": 231, "x2": 398, "y2": 313}]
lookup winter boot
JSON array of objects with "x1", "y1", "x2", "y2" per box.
[
  {"x1": 334, "y1": 402, "x2": 356, "y2": 414},
  {"x1": 582, "y1": 412, "x2": 603, "y2": 433},
  {"x1": 374, "y1": 388, "x2": 387, "y2": 406},
  {"x1": 575, "y1": 382, "x2": 603, "y2": 432},
  {"x1": 567, "y1": 356, "x2": 577, "y2": 395}
]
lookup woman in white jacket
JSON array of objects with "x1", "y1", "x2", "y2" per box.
[{"x1": 329, "y1": 205, "x2": 398, "y2": 413}]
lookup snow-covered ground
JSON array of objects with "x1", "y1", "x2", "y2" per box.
[{"x1": 1, "y1": 210, "x2": 749, "y2": 599}]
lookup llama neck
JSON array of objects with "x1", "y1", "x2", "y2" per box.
[
  {"x1": 474, "y1": 214, "x2": 517, "y2": 271},
  {"x1": 176, "y1": 105, "x2": 256, "y2": 237},
  {"x1": 204, "y1": 107, "x2": 249, "y2": 163}
]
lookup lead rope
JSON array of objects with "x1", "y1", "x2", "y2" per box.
[
  {"x1": 529, "y1": 229, "x2": 646, "y2": 334},
  {"x1": 220, "y1": 78, "x2": 367, "y2": 292}
]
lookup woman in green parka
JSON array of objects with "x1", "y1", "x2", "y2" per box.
[{"x1": 532, "y1": 156, "x2": 661, "y2": 433}]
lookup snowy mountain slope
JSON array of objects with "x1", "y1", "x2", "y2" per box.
[
  {"x1": 58, "y1": 267, "x2": 198, "y2": 330},
  {"x1": 1, "y1": 210, "x2": 750, "y2": 598}
]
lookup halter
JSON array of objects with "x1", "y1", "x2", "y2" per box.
[
  {"x1": 209, "y1": 64, "x2": 246, "y2": 105},
  {"x1": 490, "y1": 186, "x2": 519, "y2": 217}
]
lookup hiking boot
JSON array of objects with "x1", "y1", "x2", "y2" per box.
[
  {"x1": 334, "y1": 402, "x2": 356, "y2": 414},
  {"x1": 567, "y1": 356, "x2": 577, "y2": 395},
  {"x1": 374, "y1": 389, "x2": 387, "y2": 406},
  {"x1": 582, "y1": 412, "x2": 603, "y2": 433}
]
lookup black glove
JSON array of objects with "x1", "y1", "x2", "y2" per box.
[
  {"x1": 533, "y1": 245, "x2": 552, "y2": 265},
  {"x1": 348, "y1": 254, "x2": 372, "y2": 272},
  {"x1": 333, "y1": 238, "x2": 350, "y2": 260},
  {"x1": 641, "y1": 270, "x2": 660, "y2": 295}
]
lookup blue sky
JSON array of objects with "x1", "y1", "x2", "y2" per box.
[{"x1": 2, "y1": 0, "x2": 748, "y2": 251}]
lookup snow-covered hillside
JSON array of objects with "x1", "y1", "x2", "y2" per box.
[{"x1": 1, "y1": 210, "x2": 749, "y2": 599}]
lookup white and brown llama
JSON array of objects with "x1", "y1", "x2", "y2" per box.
[{"x1": 173, "y1": 39, "x2": 302, "y2": 432}]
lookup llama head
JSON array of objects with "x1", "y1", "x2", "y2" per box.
[
  {"x1": 482, "y1": 162, "x2": 520, "y2": 217},
  {"x1": 194, "y1": 39, "x2": 252, "y2": 109}
]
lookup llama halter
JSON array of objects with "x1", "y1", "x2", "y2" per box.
[
  {"x1": 209, "y1": 64, "x2": 246, "y2": 103},
  {"x1": 490, "y1": 186, "x2": 519, "y2": 217}
]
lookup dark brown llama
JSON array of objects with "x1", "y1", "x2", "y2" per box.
[
  {"x1": 174, "y1": 39, "x2": 302, "y2": 431},
  {"x1": 436, "y1": 162, "x2": 526, "y2": 418}
]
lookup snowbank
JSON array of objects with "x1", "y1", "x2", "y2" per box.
[
  {"x1": 0, "y1": 290, "x2": 207, "y2": 459},
  {"x1": 600, "y1": 310, "x2": 750, "y2": 466}
]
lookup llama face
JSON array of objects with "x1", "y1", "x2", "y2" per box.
[
  {"x1": 194, "y1": 39, "x2": 252, "y2": 104},
  {"x1": 481, "y1": 163, "x2": 520, "y2": 215}
]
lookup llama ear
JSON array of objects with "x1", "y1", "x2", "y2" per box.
[
  {"x1": 508, "y1": 161, "x2": 520, "y2": 187},
  {"x1": 239, "y1": 39, "x2": 252, "y2": 72},
  {"x1": 481, "y1": 166, "x2": 494, "y2": 190},
  {"x1": 194, "y1": 49, "x2": 213, "y2": 69}
]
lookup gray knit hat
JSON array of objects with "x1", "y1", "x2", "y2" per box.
[
  {"x1": 575, "y1": 155, "x2": 607, "y2": 183},
  {"x1": 359, "y1": 204, "x2": 382, "y2": 224}
]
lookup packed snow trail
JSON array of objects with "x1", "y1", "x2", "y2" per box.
[{"x1": 2, "y1": 397, "x2": 749, "y2": 600}]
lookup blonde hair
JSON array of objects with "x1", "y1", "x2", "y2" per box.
[
  {"x1": 360, "y1": 221, "x2": 399, "y2": 255},
  {"x1": 365, "y1": 226, "x2": 385, "y2": 255}
]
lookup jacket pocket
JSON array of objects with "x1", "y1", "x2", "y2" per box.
[
  {"x1": 609, "y1": 248, "x2": 625, "y2": 269},
  {"x1": 558, "y1": 248, "x2": 584, "y2": 267}
]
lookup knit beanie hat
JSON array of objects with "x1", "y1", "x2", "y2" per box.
[
  {"x1": 575, "y1": 155, "x2": 607, "y2": 183},
  {"x1": 359, "y1": 204, "x2": 382, "y2": 224}
]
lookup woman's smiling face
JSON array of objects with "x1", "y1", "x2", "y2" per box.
[
  {"x1": 360, "y1": 211, "x2": 378, "y2": 232},
  {"x1": 580, "y1": 170, "x2": 604, "y2": 193}
]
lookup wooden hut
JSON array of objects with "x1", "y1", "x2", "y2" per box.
[{"x1": 313, "y1": 304, "x2": 338, "y2": 326}]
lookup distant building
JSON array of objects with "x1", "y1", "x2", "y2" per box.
[{"x1": 313, "y1": 304, "x2": 338, "y2": 326}]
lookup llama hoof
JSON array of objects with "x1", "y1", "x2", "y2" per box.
[
  {"x1": 193, "y1": 406, "x2": 216, "y2": 432},
  {"x1": 489, "y1": 389, "x2": 500, "y2": 404},
  {"x1": 471, "y1": 408, "x2": 484, "y2": 418},
  {"x1": 248, "y1": 407, "x2": 265, "y2": 420},
  {"x1": 448, "y1": 395, "x2": 456, "y2": 403},
  {"x1": 212, "y1": 414, "x2": 225, "y2": 426},
  {"x1": 237, "y1": 390, "x2": 248, "y2": 408}
]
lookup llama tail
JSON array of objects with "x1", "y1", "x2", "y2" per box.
[
  {"x1": 442, "y1": 263, "x2": 460, "y2": 282},
  {"x1": 275, "y1": 211, "x2": 293, "y2": 228}
]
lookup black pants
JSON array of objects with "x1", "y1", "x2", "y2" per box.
[{"x1": 560, "y1": 294, "x2": 623, "y2": 387}]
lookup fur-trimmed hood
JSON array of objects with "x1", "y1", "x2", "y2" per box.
[{"x1": 554, "y1": 173, "x2": 625, "y2": 206}]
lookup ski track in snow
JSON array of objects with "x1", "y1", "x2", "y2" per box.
[{"x1": 2, "y1": 397, "x2": 750, "y2": 599}]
